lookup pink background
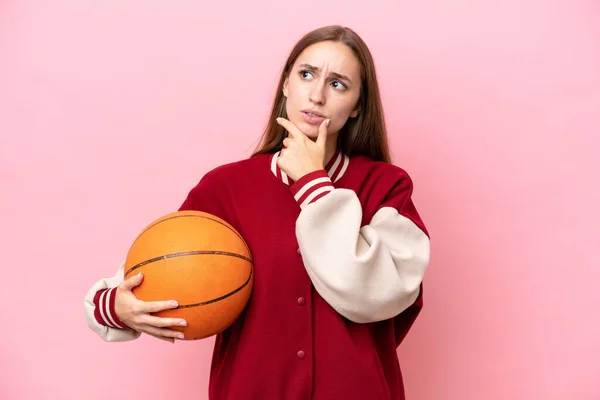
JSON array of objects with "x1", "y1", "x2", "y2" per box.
[{"x1": 1, "y1": 0, "x2": 599, "y2": 399}]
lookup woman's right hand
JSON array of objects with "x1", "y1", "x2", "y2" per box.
[{"x1": 114, "y1": 272, "x2": 187, "y2": 343}]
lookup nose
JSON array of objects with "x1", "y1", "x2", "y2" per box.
[{"x1": 309, "y1": 81, "x2": 326, "y2": 105}]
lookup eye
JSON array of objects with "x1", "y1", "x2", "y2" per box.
[
  {"x1": 331, "y1": 80, "x2": 347, "y2": 91},
  {"x1": 300, "y1": 70, "x2": 313, "y2": 80}
]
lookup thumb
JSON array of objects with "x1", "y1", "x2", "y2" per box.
[
  {"x1": 122, "y1": 272, "x2": 144, "y2": 290},
  {"x1": 316, "y1": 119, "x2": 330, "y2": 148}
]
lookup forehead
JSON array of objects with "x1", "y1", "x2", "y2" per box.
[{"x1": 294, "y1": 41, "x2": 361, "y2": 79}]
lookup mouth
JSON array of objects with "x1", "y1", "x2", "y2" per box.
[{"x1": 301, "y1": 109, "x2": 326, "y2": 118}]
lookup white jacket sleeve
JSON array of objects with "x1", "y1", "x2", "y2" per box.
[
  {"x1": 83, "y1": 260, "x2": 142, "y2": 342},
  {"x1": 291, "y1": 169, "x2": 430, "y2": 324}
]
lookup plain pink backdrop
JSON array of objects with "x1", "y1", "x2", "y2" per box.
[{"x1": 1, "y1": 0, "x2": 599, "y2": 399}]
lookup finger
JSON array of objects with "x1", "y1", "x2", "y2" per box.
[
  {"x1": 316, "y1": 119, "x2": 330, "y2": 148},
  {"x1": 142, "y1": 315, "x2": 187, "y2": 328},
  {"x1": 141, "y1": 299, "x2": 180, "y2": 314},
  {"x1": 151, "y1": 334, "x2": 175, "y2": 343},
  {"x1": 276, "y1": 117, "x2": 305, "y2": 139},
  {"x1": 121, "y1": 272, "x2": 143, "y2": 290},
  {"x1": 138, "y1": 324, "x2": 185, "y2": 340}
]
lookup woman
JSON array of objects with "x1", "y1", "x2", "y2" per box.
[{"x1": 84, "y1": 25, "x2": 430, "y2": 400}]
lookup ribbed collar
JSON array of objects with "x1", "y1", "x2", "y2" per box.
[{"x1": 269, "y1": 147, "x2": 350, "y2": 186}]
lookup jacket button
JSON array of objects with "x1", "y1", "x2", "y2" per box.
[
  {"x1": 297, "y1": 297, "x2": 306, "y2": 306},
  {"x1": 297, "y1": 350, "x2": 305, "y2": 359}
]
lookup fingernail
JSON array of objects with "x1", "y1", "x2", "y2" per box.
[
  {"x1": 177, "y1": 334, "x2": 184, "y2": 339},
  {"x1": 326, "y1": 119, "x2": 331, "y2": 126},
  {"x1": 137, "y1": 272, "x2": 142, "y2": 278},
  {"x1": 171, "y1": 301, "x2": 179, "y2": 307},
  {"x1": 179, "y1": 320, "x2": 187, "y2": 326}
]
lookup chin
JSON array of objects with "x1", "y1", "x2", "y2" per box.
[{"x1": 297, "y1": 120, "x2": 320, "y2": 138}]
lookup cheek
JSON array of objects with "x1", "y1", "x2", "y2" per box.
[
  {"x1": 285, "y1": 83, "x2": 311, "y2": 121},
  {"x1": 328, "y1": 116, "x2": 349, "y2": 134},
  {"x1": 286, "y1": 77, "x2": 304, "y2": 101},
  {"x1": 285, "y1": 87, "x2": 299, "y2": 114},
  {"x1": 329, "y1": 98, "x2": 358, "y2": 127}
]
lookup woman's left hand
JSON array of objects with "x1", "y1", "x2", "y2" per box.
[{"x1": 275, "y1": 117, "x2": 330, "y2": 182}]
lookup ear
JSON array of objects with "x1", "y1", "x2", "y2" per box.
[
  {"x1": 350, "y1": 99, "x2": 361, "y2": 118},
  {"x1": 282, "y1": 76, "x2": 289, "y2": 98}
]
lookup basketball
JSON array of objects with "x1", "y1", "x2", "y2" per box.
[{"x1": 123, "y1": 210, "x2": 254, "y2": 340}]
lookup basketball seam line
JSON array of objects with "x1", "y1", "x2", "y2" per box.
[
  {"x1": 124, "y1": 250, "x2": 253, "y2": 277},
  {"x1": 131, "y1": 213, "x2": 252, "y2": 258},
  {"x1": 123, "y1": 251, "x2": 253, "y2": 309},
  {"x1": 177, "y1": 266, "x2": 253, "y2": 309}
]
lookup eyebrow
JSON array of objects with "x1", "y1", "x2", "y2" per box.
[{"x1": 298, "y1": 63, "x2": 353, "y2": 84}]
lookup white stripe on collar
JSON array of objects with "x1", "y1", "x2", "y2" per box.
[{"x1": 270, "y1": 148, "x2": 349, "y2": 185}]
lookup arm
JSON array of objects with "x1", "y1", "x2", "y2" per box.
[
  {"x1": 292, "y1": 169, "x2": 430, "y2": 324},
  {"x1": 83, "y1": 260, "x2": 142, "y2": 342},
  {"x1": 84, "y1": 168, "x2": 227, "y2": 341}
]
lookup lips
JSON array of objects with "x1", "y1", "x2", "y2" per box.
[
  {"x1": 300, "y1": 110, "x2": 327, "y2": 125},
  {"x1": 301, "y1": 109, "x2": 326, "y2": 118}
]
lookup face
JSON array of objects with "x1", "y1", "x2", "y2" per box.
[{"x1": 282, "y1": 41, "x2": 362, "y2": 140}]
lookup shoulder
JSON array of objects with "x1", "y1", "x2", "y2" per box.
[
  {"x1": 342, "y1": 155, "x2": 423, "y2": 227},
  {"x1": 349, "y1": 155, "x2": 414, "y2": 189},
  {"x1": 179, "y1": 154, "x2": 270, "y2": 212},
  {"x1": 194, "y1": 154, "x2": 269, "y2": 186}
]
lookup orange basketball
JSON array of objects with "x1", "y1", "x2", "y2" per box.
[{"x1": 123, "y1": 210, "x2": 254, "y2": 340}]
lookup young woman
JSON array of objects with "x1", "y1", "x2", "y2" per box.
[{"x1": 84, "y1": 25, "x2": 430, "y2": 400}]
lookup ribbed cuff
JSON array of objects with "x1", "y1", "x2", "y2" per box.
[
  {"x1": 290, "y1": 170, "x2": 334, "y2": 209},
  {"x1": 93, "y1": 287, "x2": 128, "y2": 329}
]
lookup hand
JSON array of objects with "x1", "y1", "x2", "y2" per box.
[
  {"x1": 115, "y1": 272, "x2": 187, "y2": 343},
  {"x1": 276, "y1": 117, "x2": 330, "y2": 182}
]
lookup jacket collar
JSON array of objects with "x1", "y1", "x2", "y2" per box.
[{"x1": 270, "y1": 147, "x2": 350, "y2": 186}]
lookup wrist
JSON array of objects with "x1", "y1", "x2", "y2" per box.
[
  {"x1": 297, "y1": 165, "x2": 324, "y2": 180},
  {"x1": 290, "y1": 169, "x2": 334, "y2": 209},
  {"x1": 93, "y1": 287, "x2": 129, "y2": 329}
]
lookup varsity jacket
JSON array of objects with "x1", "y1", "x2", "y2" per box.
[{"x1": 83, "y1": 148, "x2": 431, "y2": 400}]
